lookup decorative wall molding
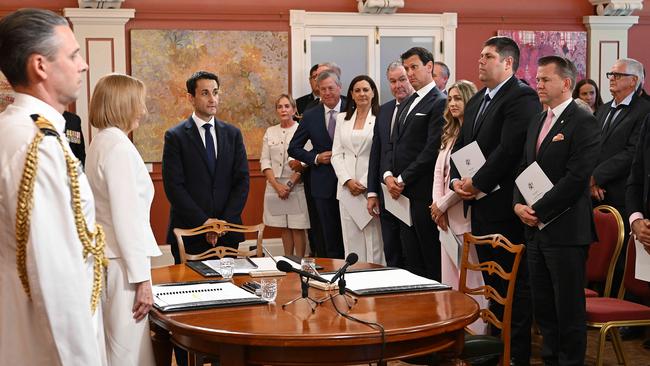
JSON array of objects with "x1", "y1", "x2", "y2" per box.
[
  {"x1": 583, "y1": 15, "x2": 639, "y2": 101},
  {"x1": 63, "y1": 7, "x2": 135, "y2": 147},
  {"x1": 589, "y1": 0, "x2": 644, "y2": 16}
]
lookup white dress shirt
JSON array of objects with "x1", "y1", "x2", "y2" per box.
[{"x1": 192, "y1": 112, "x2": 218, "y2": 160}]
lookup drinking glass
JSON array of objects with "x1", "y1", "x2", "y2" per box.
[
  {"x1": 260, "y1": 278, "x2": 278, "y2": 302},
  {"x1": 301, "y1": 257, "x2": 317, "y2": 275},
  {"x1": 220, "y1": 257, "x2": 234, "y2": 280}
]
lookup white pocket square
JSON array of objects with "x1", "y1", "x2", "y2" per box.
[{"x1": 415, "y1": 113, "x2": 427, "y2": 116}]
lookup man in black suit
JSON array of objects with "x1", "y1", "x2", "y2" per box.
[
  {"x1": 433, "y1": 61, "x2": 450, "y2": 95},
  {"x1": 63, "y1": 110, "x2": 86, "y2": 166},
  {"x1": 367, "y1": 61, "x2": 414, "y2": 268},
  {"x1": 591, "y1": 58, "x2": 650, "y2": 295},
  {"x1": 628, "y1": 115, "x2": 650, "y2": 251},
  {"x1": 451, "y1": 36, "x2": 541, "y2": 365},
  {"x1": 514, "y1": 56, "x2": 600, "y2": 366},
  {"x1": 382, "y1": 47, "x2": 446, "y2": 280},
  {"x1": 288, "y1": 70, "x2": 345, "y2": 259},
  {"x1": 162, "y1": 71, "x2": 250, "y2": 264},
  {"x1": 295, "y1": 64, "x2": 319, "y2": 115}
]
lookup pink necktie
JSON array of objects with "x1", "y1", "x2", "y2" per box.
[{"x1": 536, "y1": 110, "x2": 554, "y2": 153}]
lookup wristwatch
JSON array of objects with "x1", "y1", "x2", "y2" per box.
[{"x1": 287, "y1": 181, "x2": 295, "y2": 189}]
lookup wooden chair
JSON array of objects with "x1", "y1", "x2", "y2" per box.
[
  {"x1": 585, "y1": 236, "x2": 650, "y2": 366},
  {"x1": 458, "y1": 233, "x2": 526, "y2": 366},
  {"x1": 174, "y1": 220, "x2": 265, "y2": 263},
  {"x1": 585, "y1": 205, "x2": 625, "y2": 298}
]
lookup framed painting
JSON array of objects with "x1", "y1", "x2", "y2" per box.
[
  {"x1": 497, "y1": 30, "x2": 587, "y2": 88},
  {"x1": 131, "y1": 29, "x2": 289, "y2": 162}
]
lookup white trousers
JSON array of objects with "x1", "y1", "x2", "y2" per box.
[
  {"x1": 339, "y1": 202, "x2": 386, "y2": 265},
  {"x1": 103, "y1": 259, "x2": 155, "y2": 366}
]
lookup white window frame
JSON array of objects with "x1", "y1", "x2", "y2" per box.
[{"x1": 290, "y1": 10, "x2": 458, "y2": 98}]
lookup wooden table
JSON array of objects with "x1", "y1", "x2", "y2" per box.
[{"x1": 150, "y1": 259, "x2": 479, "y2": 366}]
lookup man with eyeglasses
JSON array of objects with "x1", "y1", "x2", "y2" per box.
[{"x1": 591, "y1": 58, "x2": 650, "y2": 298}]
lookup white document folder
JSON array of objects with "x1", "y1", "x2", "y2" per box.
[
  {"x1": 339, "y1": 188, "x2": 373, "y2": 230},
  {"x1": 381, "y1": 183, "x2": 411, "y2": 226},
  {"x1": 439, "y1": 227, "x2": 462, "y2": 269},
  {"x1": 265, "y1": 191, "x2": 301, "y2": 215},
  {"x1": 634, "y1": 238, "x2": 650, "y2": 281},
  {"x1": 515, "y1": 161, "x2": 566, "y2": 230},
  {"x1": 450, "y1": 141, "x2": 499, "y2": 200}
]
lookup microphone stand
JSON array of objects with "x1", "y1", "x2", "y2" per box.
[
  {"x1": 282, "y1": 274, "x2": 319, "y2": 313},
  {"x1": 328, "y1": 272, "x2": 357, "y2": 310}
]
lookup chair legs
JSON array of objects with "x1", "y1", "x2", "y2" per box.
[{"x1": 609, "y1": 328, "x2": 627, "y2": 365}]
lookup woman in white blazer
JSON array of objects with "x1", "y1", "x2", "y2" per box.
[
  {"x1": 86, "y1": 74, "x2": 161, "y2": 366},
  {"x1": 260, "y1": 94, "x2": 310, "y2": 257},
  {"x1": 331, "y1": 75, "x2": 385, "y2": 264}
]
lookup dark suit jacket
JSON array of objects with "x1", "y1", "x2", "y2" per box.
[
  {"x1": 296, "y1": 93, "x2": 316, "y2": 115},
  {"x1": 593, "y1": 93, "x2": 650, "y2": 208},
  {"x1": 384, "y1": 85, "x2": 447, "y2": 201},
  {"x1": 162, "y1": 116, "x2": 249, "y2": 251},
  {"x1": 63, "y1": 111, "x2": 86, "y2": 166},
  {"x1": 626, "y1": 115, "x2": 650, "y2": 218},
  {"x1": 288, "y1": 100, "x2": 346, "y2": 200},
  {"x1": 368, "y1": 99, "x2": 397, "y2": 195},
  {"x1": 514, "y1": 101, "x2": 600, "y2": 245},
  {"x1": 451, "y1": 76, "x2": 542, "y2": 224}
]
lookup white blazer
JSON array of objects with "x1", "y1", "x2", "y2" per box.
[
  {"x1": 331, "y1": 110, "x2": 375, "y2": 199},
  {"x1": 259, "y1": 123, "x2": 298, "y2": 178},
  {"x1": 86, "y1": 127, "x2": 161, "y2": 283}
]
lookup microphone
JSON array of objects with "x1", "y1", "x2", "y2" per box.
[
  {"x1": 329, "y1": 253, "x2": 358, "y2": 283},
  {"x1": 276, "y1": 260, "x2": 328, "y2": 283}
]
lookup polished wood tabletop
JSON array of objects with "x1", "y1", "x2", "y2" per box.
[{"x1": 149, "y1": 259, "x2": 479, "y2": 366}]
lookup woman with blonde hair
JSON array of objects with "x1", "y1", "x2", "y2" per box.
[
  {"x1": 86, "y1": 73, "x2": 161, "y2": 365},
  {"x1": 260, "y1": 94, "x2": 310, "y2": 257},
  {"x1": 430, "y1": 80, "x2": 488, "y2": 333}
]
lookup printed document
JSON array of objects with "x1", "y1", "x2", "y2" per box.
[
  {"x1": 451, "y1": 141, "x2": 499, "y2": 199},
  {"x1": 439, "y1": 227, "x2": 462, "y2": 269},
  {"x1": 339, "y1": 188, "x2": 373, "y2": 230},
  {"x1": 635, "y1": 238, "x2": 650, "y2": 281},
  {"x1": 381, "y1": 183, "x2": 411, "y2": 226},
  {"x1": 515, "y1": 161, "x2": 565, "y2": 230}
]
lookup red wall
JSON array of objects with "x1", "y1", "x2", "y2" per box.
[{"x1": 2, "y1": 0, "x2": 647, "y2": 244}]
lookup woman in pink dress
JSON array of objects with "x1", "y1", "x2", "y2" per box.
[{"x1": 430, "y1": 80, "x2": 488, "y2": 333}]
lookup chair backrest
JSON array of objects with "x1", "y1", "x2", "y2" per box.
[
  {"x1": 459, "y1": 233, "x2": 525, "y2": 365},
  {"x1": 619, "y1": 236, "x2": 650, "y2": 301},
  {"x1": 586, "y1": 205, "x2": 625, "y2": 297},
  {"x1": 173, "y1": 220, "x2": 265, "y2": 264}
]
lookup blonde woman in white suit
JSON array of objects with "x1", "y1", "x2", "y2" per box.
[
  {"x1": 261, "y1": 94, "x2": 310, "y2": 257},
  {"x1": 86, "y1": 74, "x2": 161, "y2": 366},
  {"x1": 331, "y1": 75, "x2": 385, "y2": 264}
]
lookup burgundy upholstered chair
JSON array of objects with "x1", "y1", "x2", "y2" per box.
[{"x1": 585, "y1": 205, "x2": 624, "y2": 298}]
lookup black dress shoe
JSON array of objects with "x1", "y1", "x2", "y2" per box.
[{"x1": 618, "y1": 326, "x2": 643, "y2": 340}]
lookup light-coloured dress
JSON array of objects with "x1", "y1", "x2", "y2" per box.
[
  {"x1": 260, "y1": 123, "x2": 310, "y2": 229},
  {"x1": 86, "y1": 127, "x2": 162, "y2": 366},
  {"x1": 331, "y1": 111, "x2": 385, "y2": 265},
  {"x1": 0, "y1": 93, "x2": 107, "y2": 365},
  {"x1": 432, "y1": 137, "x2": 488, "y2": 334}
]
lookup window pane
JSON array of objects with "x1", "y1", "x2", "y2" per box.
[
  {"x1": 379, "y1": 37, "x2": 435, "y2": 104},
  {"x1": 311, "y1": 36, "x2": 368, "y2": 96}
]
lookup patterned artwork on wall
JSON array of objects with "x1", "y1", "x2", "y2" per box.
[
  {"x1": 497, "y1": 30, "x2": 587, "y2": 89},
  {"x1": 0, "y1": 72, "x2": 15, "y2": 113},
  {"x1": 131, "y1": 29, "x2": 289, "y2": 162}
]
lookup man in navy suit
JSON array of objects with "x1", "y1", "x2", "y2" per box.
[
  {"x1": 451, "y1": 36, "x2": 541, "y2": 365},
  {"x1": 514, "y1": 56, "x2": 600, "y2": 366},
  {"x1": 162, "y1": 71, "x2": 250, "y2": 265},
  {"x1": 367, "y1": 61, "x2": 414, "y2": 267},
  {"x1": 382, "y1": 47, "x2": 447, "y2": 280},
  {"x1": 288, "y1": 70, "x2": 345, "y2": 259}
]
